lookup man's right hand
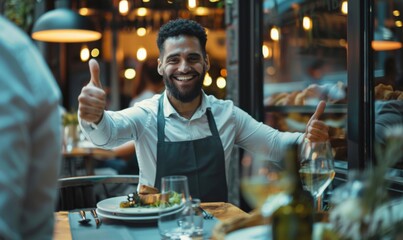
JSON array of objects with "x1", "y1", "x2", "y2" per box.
[{"x1": 78, "y1": 59, "x2": 106, "y2": 124}]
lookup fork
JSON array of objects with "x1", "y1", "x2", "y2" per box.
[{"x1": 198, "y1": 206, "x2": 214, "y2": 219}]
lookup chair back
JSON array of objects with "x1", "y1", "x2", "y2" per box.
[{"x1": 57, "y1": 175, "x2": 139, "y2": 211}]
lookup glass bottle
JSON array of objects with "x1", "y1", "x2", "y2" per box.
[{"x1": 271, "y1": 144, "x2": 314, "y2": 240}]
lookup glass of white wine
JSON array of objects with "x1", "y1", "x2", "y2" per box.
[
  {"x1": 241, "y1": 153, "x2": 292, "y2": 217},
  {"x1": 299, "y1": 140, "x2": 335, "y2": 211}
]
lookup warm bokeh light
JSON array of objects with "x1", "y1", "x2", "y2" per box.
[
  {"x1": 220, "y1": 68, "x2": 227, "y2": 77},
  {"x1": 372, "y1": 41, "x2": 402, "y2": 51},
  {"x1": 137, "y1": 47, "x2": 147, "y2": 61},
  {"x1": 119, "y1": 0, "x2": 129, "y2": 15},
  {"x1": 216, "y1": 77, "x2": 226, "y2": 89},
  {"x1": 124, "y1": 68, "x2": 136, "y2": 80},
  {"x1": 188, "y1": 0, "x2": 197, "y2": 9},
  {"x1": 339, "y1": 39, "x2": 347, "y2": 48},
  {"x1": 203, "y1": 73, "x2": 212, "y2": 87},
  {"x1": 142, "y1": 0, "x2": 150, "y2": 2},
  {"x1": 303, "y1": 16, "x2": 312, "y2": 30},
  {"x1": 341, "y1": 1, "x2": 348, "y2": 15},
  {"x1": 137, "y1": 7, "x2": 148, "y2": 17},
  {"x1": 393, "y1": 10, "x2": 400, "y2": 17},
  {"x1": 270, "y1": 27, "x2": 280, "y2": 41},
  {"x1": 91, "y1": 48, "x2": 100, "y2": 58},
  {"x1": 266, "y1": 66, "x2": 276, "y2": 76},
  {"x1": 396, "y1": 21, "x2": 402, "y2": 28},
  {"x1": 262, "y1": 45, "x2": 269, "y2": 58},
  {"x1": 79, "y1": 8, "x2": 89, "y2": 16},
  {"x1": 195, "y1": 7, "x2": 209, "y2": 16},
  {"x1": 80, "y1": 45, "x2": 90, "y2": 62},
  {"x1": 137, "y1": 27, "x2": 147, "y2": 36}
]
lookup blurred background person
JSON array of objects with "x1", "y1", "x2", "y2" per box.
[
  {"x1": 129, "y1": 58, "x2": 165, "y2": 107},
  {"x1": 0, "y1": 15, "x2": 62, "y2": 240}
]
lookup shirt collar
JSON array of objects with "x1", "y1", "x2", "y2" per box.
[{"x1": 162, "y1": 90, "x2": 211, "y2": 119}]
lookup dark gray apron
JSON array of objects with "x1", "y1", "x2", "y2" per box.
[{"x1": 155, "y1": 95, "x2": 228, "y2": 202}]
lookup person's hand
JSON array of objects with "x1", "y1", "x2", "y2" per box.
[
  {"x1": 78, "y1": 59, "x2": 106, "y2": 124},
  {"x1": 304, "y1": 100, "x2": 329, "y2": 142}
]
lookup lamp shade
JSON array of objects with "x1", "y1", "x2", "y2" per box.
[{"x1": 32, "y1": 8, "x2": 102, "y2": 43}]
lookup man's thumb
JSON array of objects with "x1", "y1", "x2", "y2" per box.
[
  {"x1": 310, "y1": 100, "x2": 326, "y2": 121},
  {"x1": 89, "y1": 59, "x2": 102, "y2": 88}
]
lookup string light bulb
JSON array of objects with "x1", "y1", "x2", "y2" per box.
[{"x1": 80, "y1": 45, "x2": 90, "y2": 62}]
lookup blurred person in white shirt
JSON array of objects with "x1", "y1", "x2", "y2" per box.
[{"x1": 0, "y1": 16, "x2": 61, "y2": 240}]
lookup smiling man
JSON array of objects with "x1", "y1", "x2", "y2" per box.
[{"x1": 78, "y1": 19, "x2": 329, "y2": 203}]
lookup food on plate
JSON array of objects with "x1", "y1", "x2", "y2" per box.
[
  {"x1": 139, "y1": 184, "x2": 159, "y2": 194},
  {"x1": 119, "y1": 185, "x2": 181, "y2": 208}
]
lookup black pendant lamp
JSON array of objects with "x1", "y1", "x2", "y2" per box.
[{"x1": 31, "y1": 0, "x2": 101, "y2": 43}]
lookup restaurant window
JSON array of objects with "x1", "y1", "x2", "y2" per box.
[
  {"x1": 262, "y1": 0, "x2": 348, "y2": 182},
  {"x1": 372, "y1": 0, "x2": 403, "y2": 194}
]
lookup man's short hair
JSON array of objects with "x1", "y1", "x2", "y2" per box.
[{"x1": 157, "y1": 18, "x2": 207, "y2": 57}]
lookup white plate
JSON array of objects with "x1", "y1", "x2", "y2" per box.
[
  {"x1": 97, "y1": 196, "x2": 181, "y2": 216},
  {"x1": 96, "y1": 205, "x2": 186, "y2": 222},
  {"x1": 96, "y1": 208, "x2": 159, "y2": 222}
]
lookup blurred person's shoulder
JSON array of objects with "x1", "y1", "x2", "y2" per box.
[
  {"x1": 0, "y1": 16, "x2": 61, "y2": 104},
  {"x1": 0, "y1": 16, "x2": 32, "y2": 51}
]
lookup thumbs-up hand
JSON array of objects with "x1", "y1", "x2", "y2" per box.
[
  {"x1": 78, "y1": 59, "x2": 106, "y2": 124},
  {"x1": 304, "y1": 100, "x2": 329, "y2": 142}
]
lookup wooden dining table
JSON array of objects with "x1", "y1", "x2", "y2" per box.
[
  {"x1": 62, "y1": 147, "x2": 116, "y2": 176},
  {"x1": 53, "y1": 202, "x2": 250, "y2": 240}
]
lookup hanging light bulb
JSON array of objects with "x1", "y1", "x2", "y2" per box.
[
  {"x1": 137, "y1": 47, "x2": 147, "y2": 61},
  {"x1": 124, "y1": 68, "x2": 136, "y2": 80},
  {"x1": 216, "y1": 77, "x2": 226, "y2": 89},
  {"x1": 203, "y1": 72, "x2": 212, "y2": 87},
  {"x1": 341, "y1": 1, "x2": 348, "y2": 15},
  {"x1": 137, "y1": 7, "x2": 148, "y2": 17},
  {"x1": 137, "y1": 27, "x2": 147, "y2": 36},
  {"x1": 119, "y1": 0, "x2": 129, "y2": 16},
  {"x1": 270, "y1": 27, "x2": 280, "y2": 41},
  {"x1": 80, "y1": 45, "x2": 90, "y2": 62},
  {"x1": 302, "y1": 16, "x2": 312, "y2": 31},
  {"x1": 91, "y1": 48, "x2": 100, "y2": 58},
  {"x1": 188, "y1": 0, "x2": 197, "y2": 9}
]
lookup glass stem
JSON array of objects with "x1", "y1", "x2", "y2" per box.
[{"x1": 315, "y1": 194, "x2": 323, "y2": 212}]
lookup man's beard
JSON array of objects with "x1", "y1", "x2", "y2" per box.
[{"x1": 163, "y1": 67, "x2": 205, "y2": 103}]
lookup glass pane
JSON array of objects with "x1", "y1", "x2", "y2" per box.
[
  {"x1": 262, "y1": 1, "x2": 348, "y2": 168},
  {"x1": 372, "y1": 0, "x2": 403, "y2": 172}
]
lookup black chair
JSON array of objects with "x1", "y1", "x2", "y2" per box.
[{"x1": 57, "y1": 175, "x2": 139, "y2": 211}]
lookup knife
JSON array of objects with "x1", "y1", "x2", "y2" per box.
[{"x1": 90, "y1": 209, "x2": 102, "y2": 228}]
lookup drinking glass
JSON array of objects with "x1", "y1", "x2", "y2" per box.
[
  {"x1": 299, "y1": 140, "x2": 335, "y2": 211},
  {"x1": 241, "y1": 153, "x2": 292, "y2": 217},
  {"x1": 158, "y1": 175, "x2": 195, "y2": 240}
]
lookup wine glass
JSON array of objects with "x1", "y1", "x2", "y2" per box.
[
  {"x1": 241, "y1": 153, "x2": 292, "y2": 217},
  {"x1": 158, "y1": 175, "x2": 195, "y2": 240},
  {"x1": 299, "y1": 140, "x2": 335, "y2": 211}
]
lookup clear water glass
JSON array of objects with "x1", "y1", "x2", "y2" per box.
[{"x1": 158, "y1": 175, "x2": 195, "y2": 240}]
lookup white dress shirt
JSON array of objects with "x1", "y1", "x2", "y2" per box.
[
  {"x1": 81, "y1": 91, "x2": 303, "y2": 189},
  {"x1": 0, "y1": 16, "x2": 61, "y2": 240}
]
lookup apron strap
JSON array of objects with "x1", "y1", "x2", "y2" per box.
[
  {"x1": 206, "y1": 108, "x2": 219, "y2": 137},
  {"x1": 157, "y1": 94, "x2": 165, "y2": 142}
]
